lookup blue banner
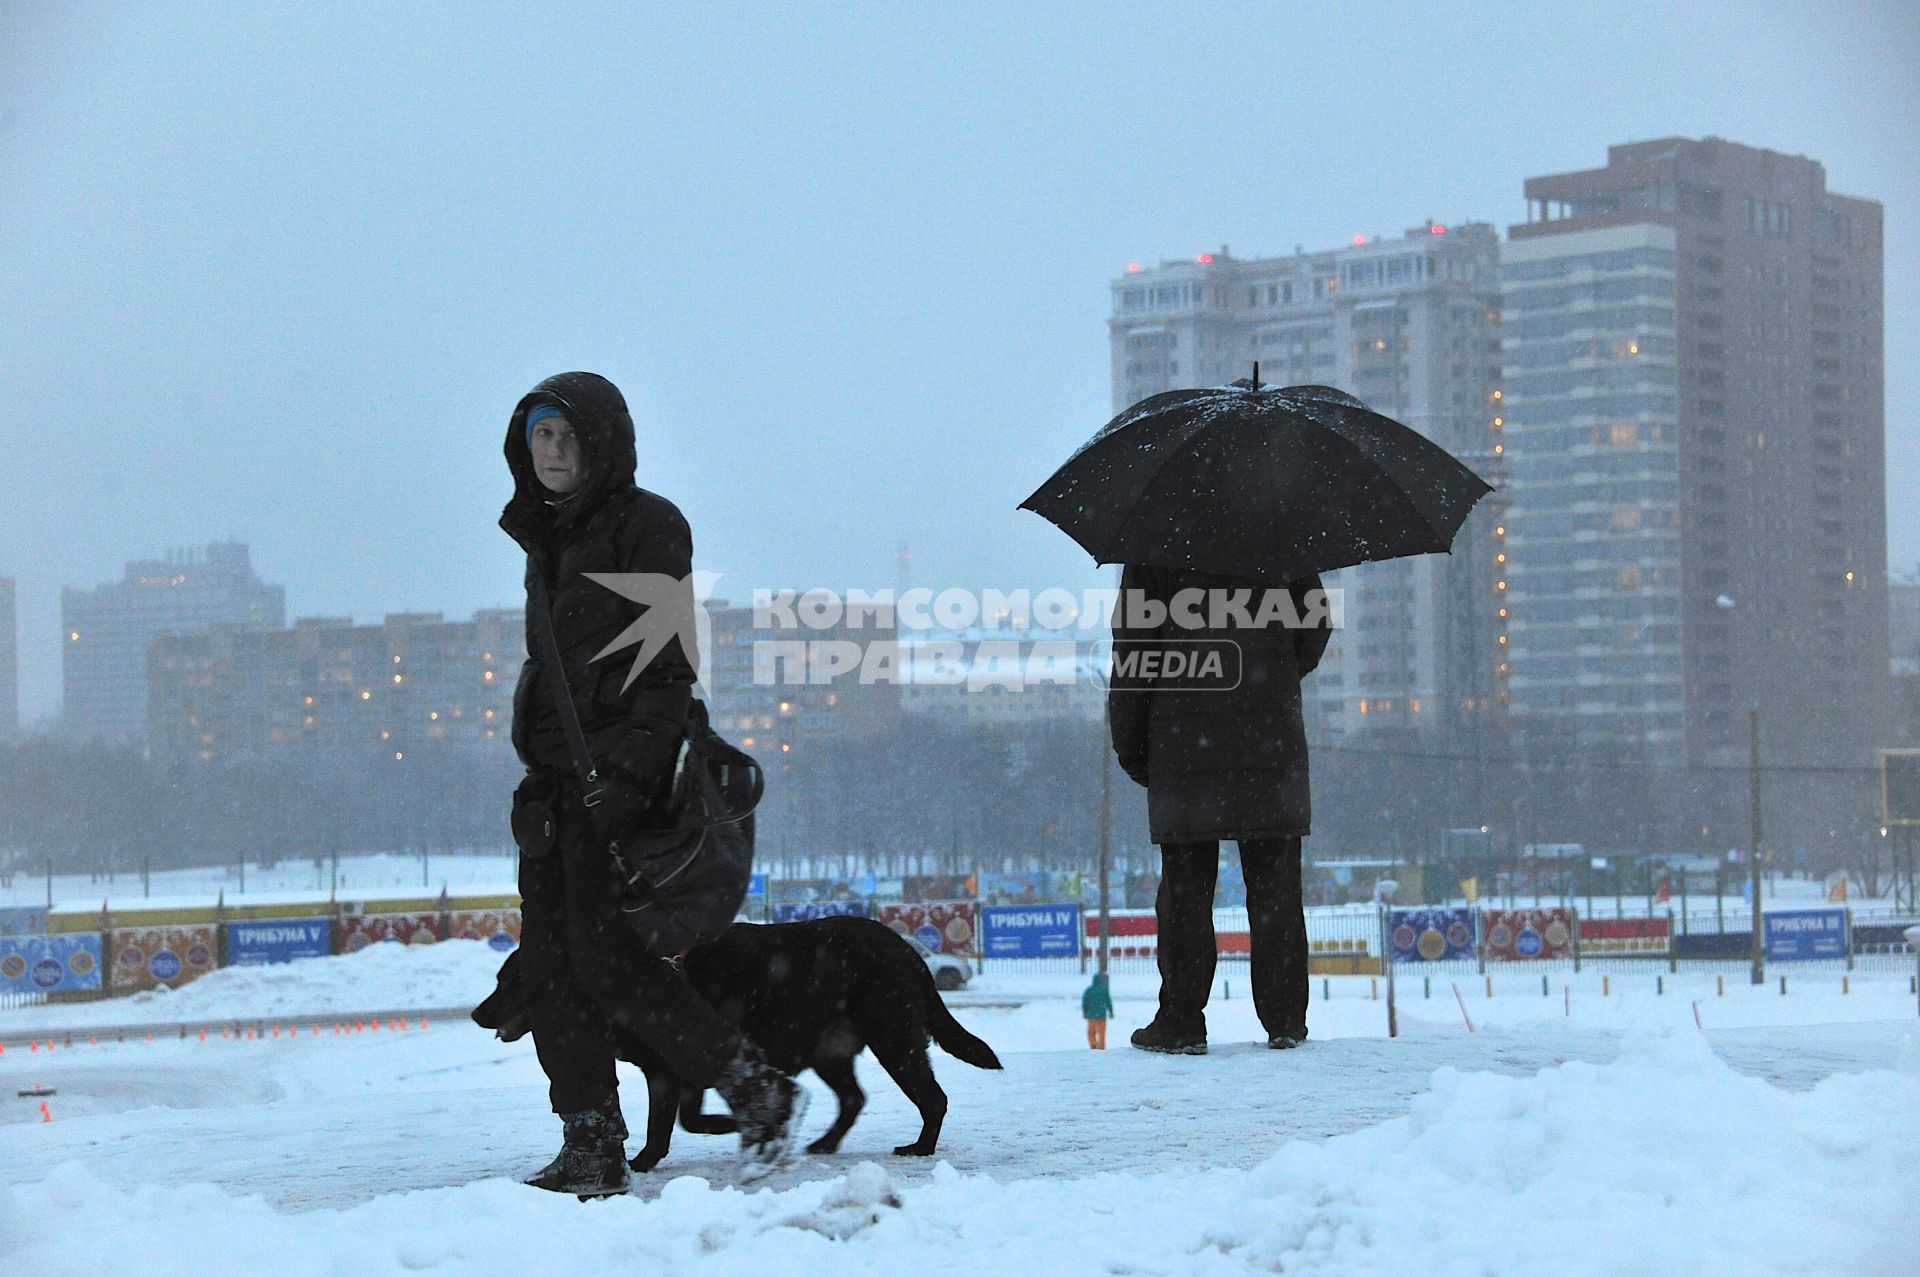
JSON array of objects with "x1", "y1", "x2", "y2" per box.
[
  {"x1": 746, "y1": 873, "x2": 768, "y2": 898},
  {"x1": 0, "y1": 934, "x2": 104, "y2": 994},
  {"x1": 981, "y1": 904, "x2": 1082, "y2": 958},
  {"x1": 0, "y1": 907, "x2": 48, "y2": 938},
  {"x1": 771, "y1": 900, "x2": 870, "y2": 923},
  {"x1": 1763, "y1": 909, "x2": 1847, "y2": 961},
  {"x1": 226, "y1": 918, "x2": 333, "y2": 966},
  {"x1": 1390, "y1": 908, "x2": 1478, "y2": 963}
]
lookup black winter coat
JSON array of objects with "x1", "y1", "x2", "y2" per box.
[
  {"x1": 1108, "y1": 563, "x2": 1331, "y2": 845},
  {"x1": 499, "y1": 372, "x2": 698, "y2": 786}
]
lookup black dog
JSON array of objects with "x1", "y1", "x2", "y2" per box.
[{"x1": 474, "y1": 916, "x2": 1003, "y2": 1170}]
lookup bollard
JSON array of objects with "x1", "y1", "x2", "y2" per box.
[
  {"x1": 1657, "y1": 976, "x2": 1663, "y2": 996},
  {"x1": 1717, "y1": 974, "x2": 1725, "y2": 997},
  {"x1": 1370, "y1": 978, "x2": 1378, "y2": 1001},
  {"x1": 1485, "y1": 975, "x2": 1493, "y2": 999},
  {"x1": 1450, "y1": 982, "x2": 1477, "y2": 1033},
  {"x1": 1780, "y1": 976, "x2": 1787, "y2": 996},
  {"x1": 1424, "y1": 976, "x2": 1432, "y2": 999},
  {"x1": 1222, "y1": 984, "x2": 1229, "y2": 1002},
  {"x1": 1842, "y1": 976, "x2": 1849, "y2": 996},
  {"x1": 1542, "y1": 975, "x2": 1549, "y2": 997},
  {"x1": 1603, "y1": 976, "x2": 1610, "y2": 997},
  {"x1": 1691, "y1": 1000, "x2": 1702, "y2": 1031},
  {"x1": 1564, "y1": 985, "x2": 1570, "y2": 1016},
  {"x1": 1323, "y1": 977, "x2": 1331, "y2": 1001}
]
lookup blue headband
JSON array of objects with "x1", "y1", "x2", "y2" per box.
[{"x1": 525, "y1": 404, "x2": 567, "y2": 448}]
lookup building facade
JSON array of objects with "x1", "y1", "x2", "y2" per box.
[
  {"x1": 148, "y1": 609, "x2": 524, "y2": 771},
  {"x1": 1108, "y1": 224, "x2": 1506, "y2": 746},
  {"x1": 1505, "y1": 137, "x2": 1887, "y2": 767},
  {"x1": 62, "y1": 541, "x2": 285, "y2": 749}
]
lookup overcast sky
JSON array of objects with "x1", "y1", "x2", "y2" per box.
[{"x1": 2, "y1": 1, "x2": 1914, "y2": 725}]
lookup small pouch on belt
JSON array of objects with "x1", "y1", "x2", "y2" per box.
[{"x1": 510, "y1": 774, "x2": 561, "y2": 859}]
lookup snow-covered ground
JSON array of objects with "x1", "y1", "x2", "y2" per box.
[{"x1": 3, "y1": 939, "x2": 1918, "y2": 1274}]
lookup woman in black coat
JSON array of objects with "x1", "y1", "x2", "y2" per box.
[
  {"x1": 499, "y1": 371, "x2": 804, "y2": 1195},
  {"x1": 1108, "y1": 563, "x2": 1332, "y2": 1053}
]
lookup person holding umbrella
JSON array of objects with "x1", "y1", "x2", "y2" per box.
[{"x1": 1021, "y1": 377, "x2": 1492, "y2": 1054}]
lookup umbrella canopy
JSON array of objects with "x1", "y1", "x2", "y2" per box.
[{"x1": 1019, "y1": 381, "x2": 1493, "y2": 583}]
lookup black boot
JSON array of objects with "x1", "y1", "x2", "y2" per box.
[
  {"x1": 1130, "y1": 1017, "x2": 1208, "y2": 1055},
  {"x1": 524, "y1": 1095, "x2": 632, "y2": 1198},
  {"x1": 715, "y1": 1041, "x2": 810, "y2": 1175}
]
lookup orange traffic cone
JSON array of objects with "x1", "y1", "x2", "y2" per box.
[{"x1": 419, "y1": 1017, "x2": 429, "y2": 1031}]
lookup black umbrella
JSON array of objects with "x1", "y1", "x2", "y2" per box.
[{"x1": 1019, "y1": 379, "x2": 1493, "y2": 583}]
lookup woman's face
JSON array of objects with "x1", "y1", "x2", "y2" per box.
[{"x1": 530, "y1": 414, "x2": 585, "y2": 494}]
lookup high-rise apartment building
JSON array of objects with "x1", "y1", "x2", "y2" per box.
[
  {"x1": 1109, "y1": 225, "x2": 1506, "y2": 744},
  {"x1": 1504, "y1": 138, "x2": 1886, "y2": 766},
  {"x1": 62, "y1": 541, "x2": 285, "y2": 748}
]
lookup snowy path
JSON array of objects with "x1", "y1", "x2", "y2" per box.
[{"x1": 4, "y1": 941, "x2": 1918, "y2": 1274}]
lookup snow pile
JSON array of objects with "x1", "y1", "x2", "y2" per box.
[
  {"x1": 0, "y1": 939, "x2": 506, "y2": 1033},
  {"x1": 4, "y1": 1025, "x2": 1914, "y2": 1275}
]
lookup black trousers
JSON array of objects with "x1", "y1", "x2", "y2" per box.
[
  {"x1": 1154, "y1": 836, "x2": 1308, "y2": 1039},
  {"x1": 515, "y1": 770, "x2": 744, "y2": 1115}
]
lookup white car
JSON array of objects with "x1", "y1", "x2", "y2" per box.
[{"x1": 905, "y1": 935, "x2": 972, "y2": 991}]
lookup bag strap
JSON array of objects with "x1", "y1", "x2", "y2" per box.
[{"x1": 526, "y1": 561, "x2": 607, "y2": 812}]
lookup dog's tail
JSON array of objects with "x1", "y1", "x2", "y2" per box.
[{"x1": 922, "y1": 968, "x2": 1003, "y2": 1070}]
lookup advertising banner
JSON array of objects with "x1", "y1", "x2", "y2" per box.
[
  {"x1": 448, "y1": 909, "x2": 522, "y2": 952},
  {"x1": 981, "y1": 872, "x2": 1049, "y2": 904},
  {"x1": 226, "y1": 918, "x2": 333, "y2": 966},
  {"x1": 1482, "y1": 907, "x2": 1575, "y2": 962},
  {"x1": 901, "y1": 875, "x2": 973, "y2": 902},
  {"x1": 109, "y1": 925, "x2": 219, "y2": 991},
  {"x1": 1763, "y1": 909, "x2": 1847, "y2": 961},
  {"x1": 339, "y1": 912, "x2": 441, "y2": 952},
  {"x1": 0, "y1": 907, "x2": 48, "y2": 938},
  {"x1": 1576, "y1": 916, "x2": 1670, "y2": 955},
  {"x1": 0, "y1": 933, "x2": 103, "y2": 994},
  {"x1": 877, "y1": 901, "x2": 978, "y2": 957},
  {"x1": 1389, "y1": 908, "x2": 1477, "y2": 963},
  {"x1": 981, "y1": 904, "x2": 1081, "y2": 958},
  {"x1": 746, "y1": 873, "x2": 768, "y2": 899},
  {"x1": 770, "y1": 877, "x2": 868, "y2": 905},
  {"x1": 771, "y1": 900, "x2": 871, "y2": 923}
]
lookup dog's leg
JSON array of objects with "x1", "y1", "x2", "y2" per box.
[
  {"x1": 679, "y1": 1088, "x2": 739, "y2": 1136},
  {"x1": 806, "y1": 1056, "x2": 865, "y2": 1155},
  {"x1": 874, "y1": 1046, "x2": 947, "y2": 1157},
  {"x1": 630, "y1": 1065, "x2": 679, "y2": 1173}
]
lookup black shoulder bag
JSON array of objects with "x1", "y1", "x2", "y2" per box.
[{"x1": 526, "y1": 564, "x2": 761, "y2": 956}]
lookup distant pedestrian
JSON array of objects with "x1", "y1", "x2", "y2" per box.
[{"x1": 1082, "y1": 971, "x2": 1114, "y2": 1049}]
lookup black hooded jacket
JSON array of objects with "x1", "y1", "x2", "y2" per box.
[{"x1": 499, "y1": 371, "x2": 697, "y2": 781}]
